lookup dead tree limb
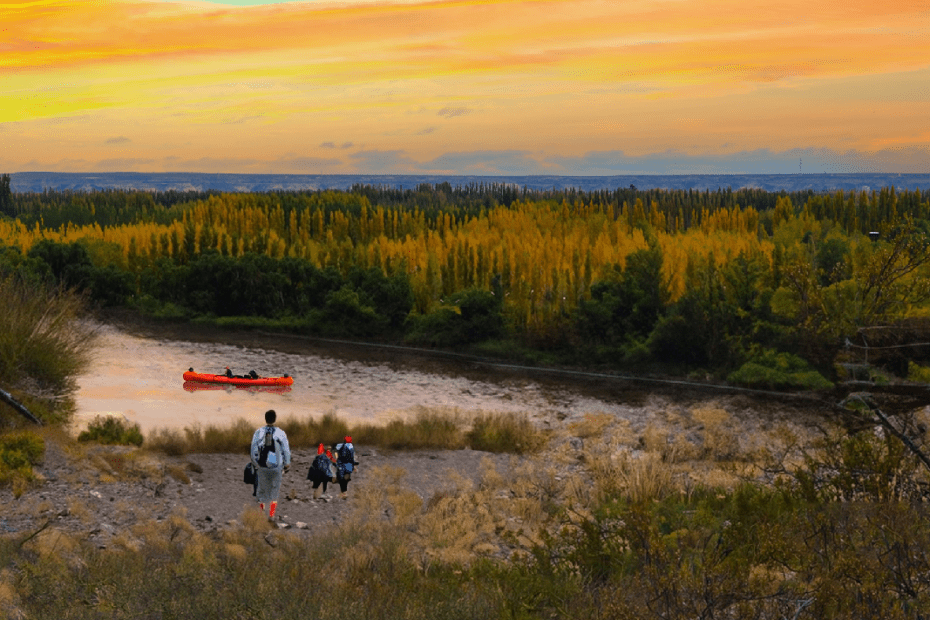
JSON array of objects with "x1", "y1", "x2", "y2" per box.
[
  {"x1": 843, "y1": 393, "x2": 930, "y2": 474},
  {"x1": 0, "y1": 385, "x2": 42, "y2": 426}
]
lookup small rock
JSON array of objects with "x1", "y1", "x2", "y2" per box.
[{"x1": 295, "y1": 522, "x2": 308, "y2": 529}]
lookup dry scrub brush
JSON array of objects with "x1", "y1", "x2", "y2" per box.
[{"x1": 0, "y1": 276, "x2": 96, "y2": 422}]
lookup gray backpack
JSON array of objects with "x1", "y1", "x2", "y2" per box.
[{"x1": 258, "y1": 426, "x2": 277, "y2": 467}]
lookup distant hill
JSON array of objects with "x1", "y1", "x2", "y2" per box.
[{"x1": 8, "y1": 171, "x2": 930, "y2": 194}]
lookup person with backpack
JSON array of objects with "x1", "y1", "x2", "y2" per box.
[
  {"x1": 333, "y1": 436, "x2": 357, "y2": 500},
  {"x1": 307, "y1": 443, "x2": 336, "y2": 500},
  {"x1": 250, "y1": 409, "x2": 291, "y2": 520}
]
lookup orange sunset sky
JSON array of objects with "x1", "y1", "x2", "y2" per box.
[{"x1": 1, "y1": 0, "x2": 928, "y2": 175}]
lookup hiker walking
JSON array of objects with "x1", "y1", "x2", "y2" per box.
[
  {"x1": 250, "y1": 409, "x2": 291, "y2": 519},
  {"x1": 307, "y1": 443, "x2": 336, "y2": 500},
  {"x1": 333, "y1": 436, "x2": 357, "y2": 500}
]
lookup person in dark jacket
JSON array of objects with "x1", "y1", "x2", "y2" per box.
[
  {"x1": 333, "y1": 436, "x2": 357, "y2": 500},
  {"x1": 307, "y1": 443, "x2": 336, "y2": 500}
]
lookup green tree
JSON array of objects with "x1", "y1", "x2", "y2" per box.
[
  {"x1": 576, "y1": 240, "x2": 670, "y2": 351},
  {"x1": 404, "y1": 288, "x2": 504, "y2": 347},
  {"x1": 0, "y1": 174, "x2": 12, "y2": 218}
]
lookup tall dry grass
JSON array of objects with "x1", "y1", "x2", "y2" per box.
[
  {"x1": 0, "y1": 276, "x2": 96, "y2": 423},
  {"x1": 143, "y1": 408, "x2": 546, "y2": 456}
]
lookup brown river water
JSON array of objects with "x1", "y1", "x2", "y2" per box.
[{"x1": 74, "y1": 322, "x2": 673, "y2": 435}]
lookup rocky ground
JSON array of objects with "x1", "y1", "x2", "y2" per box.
[
  {"x1": 0, "y1": 439, "x2": 519, "y2": 546},
  {"x1": 1, "y1": 392, "x2": 831, "y2": 548}
]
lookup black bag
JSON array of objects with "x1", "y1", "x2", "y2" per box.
[
  {"x1": 308, "y1": 453, "x2": 334, "y2": 481},
  {"x1": 338, "y1": 442, "x2": 354, "y2": 466},
  {"x1": 244, "y1": 462, "x2": 256, "y2": 485}
]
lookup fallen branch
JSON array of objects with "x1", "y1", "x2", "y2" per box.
[
  {"x1": 0, "y1": 385, "x2": 42, "y2": 425},
  {"x1": 842, "y1": 393, "x2": 930, "y2": 474},
  {"x1": 17, "y1": 519, "x2": 51, "y2": 549}
]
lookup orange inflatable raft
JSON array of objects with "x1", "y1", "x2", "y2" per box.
[{"x1": 182, "y1": 370, "x2": 294, "y2": 387}]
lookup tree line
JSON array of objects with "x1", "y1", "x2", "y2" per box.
[{"x1": 2, "y1": 176, "x2": 930, "y2": 388}]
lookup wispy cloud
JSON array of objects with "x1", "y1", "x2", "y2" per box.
[
  {"x1": 421, "y1": 150, "x2": 542, "y2": 174},
  {"x1": 437, "y1": 107, "x2": 471, "y2": 118},
  {"x1": 348, "y1": 150, "x2": 417, "y2": 173}
]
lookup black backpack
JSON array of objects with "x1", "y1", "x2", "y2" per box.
[
  {"x1": 308, "y1": 453, "x2": 332, "y2": 480},
  {"x1": 338, "y1": 442, "x2": 354, "y2": 465},
  {"x1": 257, "y1": 426, "x2": 276, "y2": 467}
]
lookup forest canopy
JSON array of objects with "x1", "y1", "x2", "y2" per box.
[{"x1": 2, "y1": 176, "x2": 929, "y2": 389}]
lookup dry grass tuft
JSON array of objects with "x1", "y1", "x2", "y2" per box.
[
  {"x1": 358, "y1": 407, "x2": 465, "y2": 450},
  {"x1": 692, "y1": 406, "x2": 740, "y2": 461},
  {"x1": 618, "y1": 451, "x2": 675, "y2": 503},
  {"x1": 507, "y1": 460, "x2": 565, "y2": 524},
  {"x1": 386, "y1": 488, "x2": 424, "y2": 524},
  {"x1": 669, "y1": 433, "x2": 702, "y2": 461},
  {"x1": 353, "y1": 465, "x2": 425, "y2": 527},
  {"x1": 240, "y1": 506, "x2": 273, "y2": 532},
  {"x1": 583, "y1": 429, "x2": 678, "y2": 503},
  {"x1": 689, "y1": 467, "x2": 743, "y2": 490},
  {"x1": 640, "y1": 422, "x2": 668, "y2": 453},
  {"x1": 0, "y1": 569, "x2": 25, "y2": 620},
  {"x1": 28, "y1": 528, "x2": 80, "y2": 560},
  {"x1": 166, "y1": 464, "x2": 191, "y2": 485},
  {"x1": 112, "y1": 530, "x2": 144, "y2": 553},
  {"x1": 416, "y1": 485, "x2": 497, "y2": 564},
  {"x1": 224, "y1": 542, "x2": 248, "y2": 562},
  {"x1": 568, "y1": 412, "x2": 615, "y2": 438},
  {"x1": 64, "y1": 498, "x2": 92, "y2": 526}
]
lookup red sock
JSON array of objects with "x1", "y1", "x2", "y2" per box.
[
  {"x1": 259, "y1": 503, "x2": 265, "y2": 512},
  {"x1": 269, "y1": 501, "x2": 277, "y2": 518}
]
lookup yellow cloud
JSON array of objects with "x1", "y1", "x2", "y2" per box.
[{"x1": 2, "y1": 0, "x2": 928, "y2": 170}]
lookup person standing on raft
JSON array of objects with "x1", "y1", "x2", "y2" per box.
[{"x1": 250, "y1": 409, "x2": 291, "y2": 520}]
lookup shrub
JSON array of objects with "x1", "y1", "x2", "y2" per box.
[
  {"x1": 405, "y1": 288, "x2": 504, "y2": 347},
  {"x1": 727, "y1": 349, "x2": 833, "y2": 390},
  {"x1": 78, "y1": 416, "x2": 143, "y2": 447},
  {"x1": 0, "y1": 431, "x2": 45, "y2": 497},
  {"x1": 908, "y1": 361, "x2": 930, "y2": 384}
]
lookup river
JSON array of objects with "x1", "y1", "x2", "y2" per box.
[{"x1": 74, "y1": 322, "x2": 660, "y2": 434}]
